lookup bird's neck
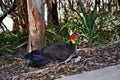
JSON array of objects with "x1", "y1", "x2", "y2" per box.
[
  {"x1": 68, "y1": 41, "x2": 77, "y2": 54},
  {"x1": 69, "y1": 40, "x2": 76, "y2": 46},
  {"x1": 70, "y1": 39, "x2": 76, "y2": 45},
  {"x1": 70, "y1": 40, "x2": 76, "y2": 45}
]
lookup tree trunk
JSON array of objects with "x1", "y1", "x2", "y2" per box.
[
  {"x1": 46, "y1": 0, "x2": 59, "y2": 26},
  {"x1": 27, "y1": 0, "x2": 45, "y2": 52},
  {"x1": 20, "y1": 0, "x2": 28, "y2": 32}
]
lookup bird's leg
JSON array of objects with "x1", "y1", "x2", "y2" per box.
[{"x1": 56, "y1": 54, "x2": 76, "y2": 66}]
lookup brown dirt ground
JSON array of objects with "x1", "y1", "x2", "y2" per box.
[{"x1": 0, "y1": 41, "x2": 120, "y2": 80}]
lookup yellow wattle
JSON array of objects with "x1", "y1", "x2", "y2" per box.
[{"x1": 71, "y1": 39, "x2": 75, "y2": 44}]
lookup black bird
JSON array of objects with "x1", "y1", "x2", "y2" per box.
[
  {"x1": 25, "y1": 50, "x2": 47, "y2": 68},
  {"x1": 41, "y1": 33, "x2": 79, "y2": 63},
  {"x1": 25, "y1": 33, "x2": 79, "y2": 67}
]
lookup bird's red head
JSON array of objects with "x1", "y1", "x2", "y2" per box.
[{"x1": 70, "y1": 33, "x2": 79, "y2": 44}]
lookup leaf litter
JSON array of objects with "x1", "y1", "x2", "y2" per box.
[{"x1": 0, "y1": 41, "x2": 120, "y2": 80}]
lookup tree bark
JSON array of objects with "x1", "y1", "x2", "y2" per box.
[
  {"x1": 20, "y1": 0, "x2": 28, "y2": 31},
  {"x1": 46, "y1": 0, "x2": 59, "y2": 26},
  {"x1": 27, "y1": 0, "x2": 45, "y2": 52}
]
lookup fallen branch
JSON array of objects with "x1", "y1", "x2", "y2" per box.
[{"x1": 15, "y1": 41, "x2": 27, "y2": 49}]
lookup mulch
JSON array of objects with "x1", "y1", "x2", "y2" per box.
[{"x1": 0, "y1": 41, "x2": 120, "y2": 80}]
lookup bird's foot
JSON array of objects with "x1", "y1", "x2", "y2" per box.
[{"x1": 71, "y1": 56, "x2": 81, "y2": 63}]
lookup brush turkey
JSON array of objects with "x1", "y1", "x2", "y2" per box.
[
  {"x1": 41, "y1": 33, "x2": 79, "y2": 62},
  {"x1": 25, "y1": 33, "x2": 79, "y2": 67}
]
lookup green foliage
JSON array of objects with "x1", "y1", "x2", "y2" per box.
[
  {"x1": 0, "y1": 31, "x2": 28, "y2": 53},
  {"x1": 60, "y1": 0, "x2": 120, "y2": 46},
  {"x1": 100, "y1": 13, "x2": 120, "y2": 42},
  {"x1": 45, "y1": 25, "x2": 70, "y2": 45},
  {"x1": 77, "y1": 0, "x2": 111, "y2": 45}
]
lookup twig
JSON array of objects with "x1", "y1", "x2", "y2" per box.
[
  {"x1": 14, "y1": 57, "x2": 23, "y2": 61},
  {"x1": 15, "y1": 41, "x2": 27, "y2": 49}
]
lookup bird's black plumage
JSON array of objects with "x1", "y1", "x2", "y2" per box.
[
  {"x1": 25, "y1": 33, "x2": 79, "y2": 67},
  {"x1": 41, "y1": 41, "x2": 77, "y2": 62},
  {"x1": 25, "y1": 50, "x2": 47, "y2": 68}
]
